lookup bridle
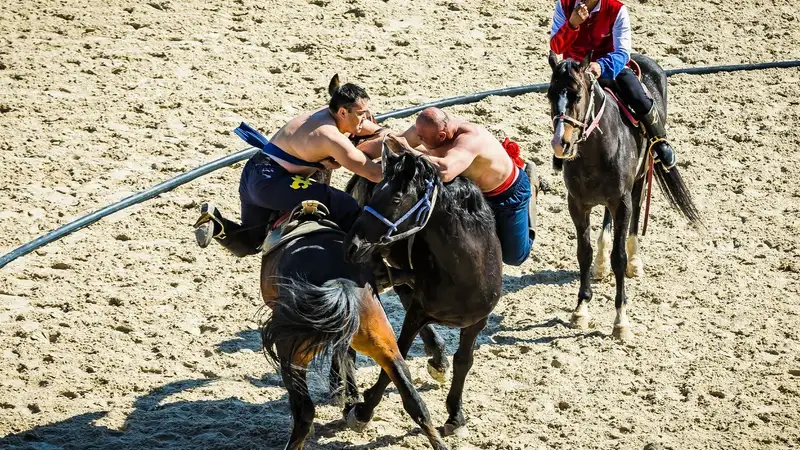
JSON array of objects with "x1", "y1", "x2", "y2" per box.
[
  {"x1": 553, "y1": 73, "x2": 607, "y2": 144},
  {"x1": 364, "y1": 177, "x2": 438, "y2": 244}
]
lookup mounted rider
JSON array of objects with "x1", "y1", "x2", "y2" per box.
[
  {"x1": 549, "y1": 0, "x2": 677, "y2": 171},
  {"x1": 192, "y1": 75, "x2": 407, "y2": 290}
]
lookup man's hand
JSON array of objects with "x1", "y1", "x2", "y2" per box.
[
  {"x1": 568, "y1": 2, "x2": 590, "y2": 28},
  {"x1": 588, "y1": 62, "x2": 602, "y2": 78},
  {"x1": 320, "y1": 157, "x2": 341, "y2": 170}
]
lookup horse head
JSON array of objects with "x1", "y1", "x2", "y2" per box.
[
  {"x1": 547, "y1": 51, "x2": 596, "y2": 160},
  {"x1": 345, "y1": 135, "x2": 439, "y2": 265}
]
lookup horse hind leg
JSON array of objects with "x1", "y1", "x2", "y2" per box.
[
  {"x1": 592, "y1": 207, "x2": 613, "y2": 280},
  {"x1": 278, "y1": 353, "x2": 315, "y2": 450},
  {"x1": 626, "y1": 179, "x2": 645, "y2": 278},
  {"x1": 328, "y1": 348, "x2": 358, "y2": 408}
]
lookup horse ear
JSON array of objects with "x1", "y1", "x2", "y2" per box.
[
  {"x1": 579, "y1": 52, "x2": 593, "y2": 72},
  {"x1": 548, "y1": 51, "x2": 559, "y2": 72},
  {"x1": 328, "y1": 74, "x2": 341, "y2": 96},
  {"x1": 381, "y1": 137, "x2": 394, "y2": 174},
  {"x1": 400, "y1": 153, "x2": 417, "y2": 179}
]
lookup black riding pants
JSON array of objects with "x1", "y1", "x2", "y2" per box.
[{"x1": 609, "y1": 68, "x2": 654, "y2": 117}]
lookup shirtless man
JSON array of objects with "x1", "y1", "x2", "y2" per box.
[
  {"x1": 193, "y1": 76, "x2": 383, "y2": 258},
  {"x1": 382, "y1": 107, "x2": 538, "y2": 266}
]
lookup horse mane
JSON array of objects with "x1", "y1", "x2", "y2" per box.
[{"x1": 389, "y1": 153, "x2": 496, "y2": 233}]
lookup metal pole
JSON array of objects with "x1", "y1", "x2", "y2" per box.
[{"x1": 2, "y1": 59, "x2": 800, "y2": 269}]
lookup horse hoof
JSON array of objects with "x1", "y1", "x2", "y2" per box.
[
  {"x1": 592, "y1": 264, "x2": 610, "y2": 280},
  {"x1": 626, "y1": 259, "x2": 644, "y2": 278},
  {"x1": 441, "y1": 422, "x2": 469, "y2": 438},
  {"x1": 612, "y1": 325, "x2": 634, "y2": 341},
  {"x1": 346, "y1": 407, "x2": 370, "y2": 433},
  {"x1": 427, "y1": 362, "x2": 448, "y2": 384},
  {"x1": 570, "y1": 313, "x2": 590, "y2": 330}
]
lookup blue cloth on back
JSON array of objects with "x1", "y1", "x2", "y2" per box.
[{"x1": 234, "y1": 122, "x2": 324, "y2": 169}]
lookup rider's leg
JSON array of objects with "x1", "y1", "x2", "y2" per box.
[
  {"x1": 615, "y1": 68, "x2": 676, "y2": 171},
  {"x1": 523, "y1": 161, "x2": 539, "y2": 242},
  {"x1": 194, "y1": 155, "x2": 272, "y2": 256},
  {"x1": 486, "y1": 168, "x2": 534, "y2": 266},
  {"x1": 236, "y1": 155, "x2": 411, "y2": 290}
]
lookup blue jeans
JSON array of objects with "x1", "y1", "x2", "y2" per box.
[{"x1": 485, "y1": 168, "x2": 534, "y2": 266}]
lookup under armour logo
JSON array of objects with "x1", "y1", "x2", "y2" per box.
[{"x1": 290, "y1": 176, "x2": 312, "y2": 190}]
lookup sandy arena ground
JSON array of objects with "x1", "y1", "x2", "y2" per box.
[{"x1": 1, "y1": 0, "x2": 799, "y2": 448}]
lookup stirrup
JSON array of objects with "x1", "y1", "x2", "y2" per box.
[
  {"x1": 648, "y1": 138, "x2": 676, "y2": 172},
  {"x1": 193, "y1": 203, "x2": 226, "y2": 243}
]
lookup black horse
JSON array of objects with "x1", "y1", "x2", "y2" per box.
[
  {"x1": 259, "y1": 203, "x2": 446, "y2": 450},
  {"x1": 547, "y1": 51, "x2": 702, "y2": 340},
  {"x1": 344, "y1": 138, "x2": 503, "y2": 437}
]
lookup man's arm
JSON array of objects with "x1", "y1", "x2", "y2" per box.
[
  {"x1": 422, "y1": 146, "x2": 477, "y2": 183},
  {"x1": 550, "y1": 1, "x2": 581, "y2": 54},
  {"x1": 596, "y1": 6, "x2": 631, "y2": 79},
  {"x1": 326, "y1": 132, "x2": 383, "y2": 183},
  {"x1": 400, "y1": 124, "x2": 423, "y2": 149}
]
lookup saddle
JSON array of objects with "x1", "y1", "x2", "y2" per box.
[{"x1": 261, "y1": 200, "x2": 343, "y2": 257}]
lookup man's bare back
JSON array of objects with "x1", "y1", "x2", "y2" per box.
[
  {"x1": 396, "y1": 108, "x2": 515, "y2": 192},
  {"x1": 267, "y1": 97, "x2": 382, "y2": 182}
]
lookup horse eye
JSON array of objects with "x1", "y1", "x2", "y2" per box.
[{"x1": 391, "y1": 193, "x2": 402, "y2": 204}]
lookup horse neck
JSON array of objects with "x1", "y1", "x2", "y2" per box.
[
  {"x1": 576, "y1": 84, "x2": 624, "y2": 160},
  {"x1": 418, "y1": 205, "x2": 486, "y2": 276}
]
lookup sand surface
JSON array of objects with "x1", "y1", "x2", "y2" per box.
[{"x1": 1, "y1": 0, "x2": 799, "y2": 449}]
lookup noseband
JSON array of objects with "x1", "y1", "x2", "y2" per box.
[{"x1": 364, "y1": 177, "x2": 439, "y2": 244}]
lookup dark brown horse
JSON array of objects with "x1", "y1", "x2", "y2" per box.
[
  {"x1": 344, "y1": 138, "x2": 503, "y2": 437},
  {"x1": 547, "y1": 51, "x2": 702, "y2": 340},
  {"x1": 259, "y1": 203, "x2": 447, "y2": 450}
]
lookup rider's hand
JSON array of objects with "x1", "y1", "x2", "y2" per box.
[
  {"x1": 568, "y1": 2, "x2": 590, "y2": 28},
  {"x1": 588, "y1": 62, "x2": 602, "y2": 78},
  {"x1": 320, "y1": 157, "x2": 341, "y2": 170}
]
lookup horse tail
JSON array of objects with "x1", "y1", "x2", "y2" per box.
[
  {"x1": 261, "y1": 277, "x2": 362, "y2": 372},
  {"x1": 653, "y1": 166, "x2": 704, "y2": 228}
]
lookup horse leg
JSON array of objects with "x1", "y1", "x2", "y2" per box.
[
  {"x1": 568, "y1": 195, "x2": 593, "y2": 329},
  {"x1": 328, "y1": 348, "x2": 358, "y2": 408},
  {"x1": 420, "y1": 325, "x2": 448, "y2": 384},
  {"x1": 626, "y1": 179, "x2": 645, "y2": 278},
  {"x1": 396, "y1": 286, "x2": 449, "y2": 384},
  {"x1": 592, "y1": 207, "x2": 613, "y2": 280},
  {"x1": 611, "y1": 199, "x2": 635, "y2": 340},
  {"x1": 348, "y1": 304, "x2": 445, "y2": 450},
  {"x1": 278, "y1": 355, "x2": 315, "y2": 450},
  {"x1": 347, "y1": 308, "x2": 427, "y2": 427},
  {"x1": 441, "y1": 317, "x2": 488, "y2": 438}
]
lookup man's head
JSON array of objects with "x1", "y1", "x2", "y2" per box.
[
  {"x1": 328, "y1": 74, "x2": 371, "y2": 134},
  {"x1": 415, "y1": 107, "x2": 451, "y2": 149}
]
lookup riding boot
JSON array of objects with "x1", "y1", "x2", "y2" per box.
[
  {"x1": 523, "y1": 161, "x2": 539, "y2": 242},
  {"x1": 193, "y1": 202, "x2": 226, "y2": 248},
  {"x1": 641, "y1": 102, "x2": 677, "y2": 172}
]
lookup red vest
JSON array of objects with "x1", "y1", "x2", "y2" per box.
[{"x1": 551, "y1": 0, "x2": 624, "y2": 62}]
